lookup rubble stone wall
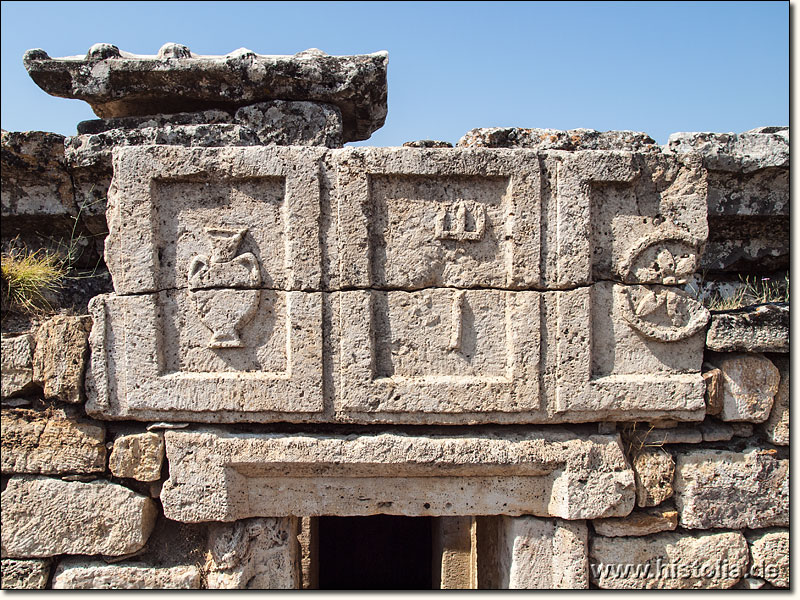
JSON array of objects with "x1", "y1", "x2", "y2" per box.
[{"x1": 0, "y1": 44, "x2": 789, "y2": 590}]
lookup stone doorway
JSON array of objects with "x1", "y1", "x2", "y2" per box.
[{"x1": 317, "y1": 515, "x2": 433, "y2": 589}]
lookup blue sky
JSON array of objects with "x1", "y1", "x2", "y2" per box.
[{"x1": 0, "y1": 1, "x2": 788, "y2": 146}]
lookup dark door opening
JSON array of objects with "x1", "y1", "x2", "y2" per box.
[{"x1": 318, "y1": 515, "x2": 433, "y2": 590}]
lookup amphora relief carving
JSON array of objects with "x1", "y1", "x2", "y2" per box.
[{"x1": 188, "y1": 227, "x2": 262, "y2": 348}]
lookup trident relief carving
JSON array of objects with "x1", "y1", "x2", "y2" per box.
[
  {"x1": 188, "y1": 227, "x2": 261, "y2": 348},
  {"x1": 435, "y1": 200, "x2": 486, "y2": 241},
  {"x1": 618, "y1": 230, "x2": 709, "y2": 343}
]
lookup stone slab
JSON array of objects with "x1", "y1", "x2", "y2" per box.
[
  {"x1": 109, "y1": 432, "x2": 165, "y2": 481},
  {"x1": 674, "y1": 447, "x2": 788, "y2": 529},
  {"x1": 706, "y1": 304, "x2": 789, "y2": 353},
  {"x1": 433, "y1": 517, "x2": 476, "y2": 589},
  {"x1": 458, "y1": 127, "x2": 657, "y2": 152},
  {"x1": 631, "y1": 448, "x2": 674, "y2": 507},
  {"x1": 52, "y1": 561, "x2": 202, "y2": 589},
  {"x1": 489, "y1": 517, "x2": 588, "y2": 589},
  {"x1": 0, "y1": 334, "x2": 35, "y2": 397},
  {"x1": 1, "y1": 476, "x2": 157, "y2": 557},
  {"x1": 1, "y1": 558, "x2": 50, "y2": 589},
  {"x1": 86, "y1": 291, "x2": 323, "y2": 421},
  {"x1": 667, "y1": 129, "x2": 789, "y2": 173},
  {"x1": 32, "y1": 315, "x2": 92, "y2": 403},
  {"x1": 206, "y1": 517, "x2": 301, "y2": 589},
  {"x1": 590, "y1": 531, "x2": 748, "y2": 589},
  {"x1": 24, "y1": 45, "x2": 387, "y2": 142},
  {"x1": 592, "y1": 507, "x2": 678, "y2": 537},
  {"x1": 160, "y1": 429, "x2": 635, "y2": 522},
  {"x1": 105, "y1": 145, "x2": 325, "y2": 294},
  {"x1": 1, "y1": 408, "x2": 106, "y2": 475}
]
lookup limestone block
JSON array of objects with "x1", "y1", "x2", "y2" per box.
[
  {"x1": 674, "y1": 447, "x2": 788, "y2": 529},
  {"x1": 590, "y1": 531, "x2": 748, "y2": 589},
  {"x1": 1, "y1": 476, "x2": 157, "y2": 557},
  {"x1": 160, "y1": 429, "x2": 635, "y2": 522},
  {"x1": 486, "y1": 517, "x2": 588, "y2": 589},
  {"x1": 632, "y1": 448, "x2": 674, "y2": 507},
  {"x1": 1, "y1": 408, "x2": 106, "y2": 474},
  {"x1": 32, "y1": 315, "x2": 92, "y2": 403},
  {"x1": 762, "y1": 356, "x2": 788, "y2": 445},
  {"x1": 458, "y1": 127, "x2": 657, "y2": 152},
  {"x1": 1, "y1": 334, "x2": 35, "y2": 397},
  {"x1": 332, "y1": 147, "x2": 708, "y2": 289},
  {"x1": 331, "y1": 284, "x2": 707, "y2": 425},
  {"x1": 706, "y1": 304, "x2": 789, "y2": 353},
  {"x1": 748, "y1": 530, "x2": 788, "y2": 588},
  {"x1": 52, "y1": 561, "x2": 202, "y2": 589},
  {"x1": 0, "y1": 130, "x2": 75, "y2": 219},
  {"x1": 706, "y1": 353, "x2": 779, "y2": 422},
  {"x1": 592, "y1": 507, "x2": 678, "y2": 537},
  {"x1": 234, "y1": 100, "x2": 343, "y2": 147},
  {"x1": 433, "y1": 517, "x2": 476, "y2": 589},
  {"x1": 86, "y1": 291, "x2": 323, "y2": 421},
  {"x1": 104, "y1": 145, "x2": 325, "y2": 294},
  {"x1": 667, "y1": 129, "x2": 789, "y2": 173},
  {"x1": 206, "y1": 517, "x2": 301, "y2": 589},
  {"x1": 24, "y1": 45, "x2": 388, "y2": 142},
  {"x1": 109, "y1": 432, "x2": 165, "y2": 481},
  {"x1": 1, "y1": 558, "x2": 50, "y2": 589}
]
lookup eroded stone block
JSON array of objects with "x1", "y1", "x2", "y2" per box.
[
  {"x1": 486, "y1": 517, "x2": 588, "y2": 589},
  {"x1": 590, "y1": 531, "x2": 748, "y2": 589},
  {"x1": 0, "y1": 334, "x2": 35, "y2": 397},
  {"x1": 206, "y1": 517, "x2": 301, "y2": 589},
  {"x1": 1, "y1": 408, "x2": 106, "y2": 475},
  {"x1": 1, "y1": 558, "x2": 50, "y2": 589},
  {"x1": 109, "y1": 432, "x2": 165, "y2": 481},
  {"x1": 433, "y1": 517, "x2": 476, "y2": 589},
  {"x1": 32, "y1": 315, "x2": 92, "y2": 403},
  {"x1": 632, "y1": 448, "x2": 674, "y2": 507},
  {"x1": 592, "y1": 507, "x2": 678, "y2": 537},
  {"x1": 52, "y1": 561, "x2": 202, "y2": 589},
  {"x1": 1, "y1": 476, "x2": 157, "y2": 557},
  {"x1": 458, "y1": 127, "x2": 658, "y2": 151},
  {"x1": 668, "y1": 129, "x2": 789, "y2": 173},
  {"x1": 748, "y1": 530, "x2": 789, "y2": 588},
  {"x1": 24, "y1": 46, "x2": 388, "y2": 142},
  {"x1": 762, "y1": 356, "x2": 788, "y2": 445},
  {"x1": 706, "y1": 353, "x2": 779, "y2": 422},
  {"x1": 160, "y1": 429, "x2": 634, "y2": 522},
  {"x1": 706, "y1": 304, "x2": 789, "y2": 353},
  {"x1": 674, "y1": 448, "x2": 788, "y2": 529}
]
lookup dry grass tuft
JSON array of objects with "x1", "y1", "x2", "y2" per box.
[{"x1": 1, "y1": 247, "x2": 67, "y2": 313}]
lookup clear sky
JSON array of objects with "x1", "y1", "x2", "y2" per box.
[{"x1": 0, "y1": 1, "x2": 788, "y2": 146}]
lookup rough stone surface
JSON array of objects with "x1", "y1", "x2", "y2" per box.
[
  {"x1": 1, "y1": 334, "x2": 35, "y2": 397},
  {"x1": 52, "y1": 561, "x2": 202, "y2": 589},
  {"x1": 109, "y1": 432, "x2": 165, "y2": 481},
  {"x1": 403, "y1": 139, "x2": 453, "y2": 148},
  {"x1": 706, "y1": 304, "x2": 789, "y2": 353},
  {"x1": 674, "y1": 447, "x2": 788, "y2": 529},
  {"x1": 667, "y1": 129, "x2": 789, "y2": 173},
  {"x1": 234, "y1": 100, "x2": 343, "y2": 147},
  {"x1": 206, "y1": 517, "x2": 301, "y2": 589},
  {"x1": 32, "y1": 315, "x2": 92, "y2": 403},
  {"x1": 592, "y1": 507, "x2": 678, "y2": 537},
  {"x1": 1, "y1": 558, "x2": 50, "y2": 589},
  {"x1": 698, "y1": 419, "x2": 734, "y2": 442},
  {"x1": 590, "y1": 531, "x2": 748, "y2": 589},
  {"x1": 762, "y1": 356, "x2": 788, "y2": 445},
  {"x1": 1, "y1": 476, "x2": 157, "y2": 557},
  {"x1": 492, "y1": 517, "x2": 588, "y2": 589},
  {"x1": 24, "y1": 46, "x2": 388, "y2": 142},
  {"x1": 457, "y1": 128, "x2": 657, "y2": 151},
  {"x1": 433, "y1": 517, "x2": 476, "y2": 589},
  {"x1": 161, "y1": 429, "x2": 635, "y2": 522},
  {"x1": 706, "y1": 353, "x2": 779, "y2": 422},
  {"x1": 1, "y1": 407, "x2": 106, "y2": 474},
  {"x1": 748, "y1": 530, "x2": 788, "y2": 588},
  {"x1": 632, "y1": 448, "x2": 674, "y2": 507}
]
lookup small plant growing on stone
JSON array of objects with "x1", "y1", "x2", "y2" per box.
[
  {"x1": 1, "y1": 246, "x2": 67, "y2": 314},
  {"x1": 706, "y1": 274, "x2": 789, "y2": 311}
]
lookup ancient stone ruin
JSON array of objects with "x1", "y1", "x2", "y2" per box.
[{"x1": 1, "y1": 43, "x2": 789, "y2": 589}]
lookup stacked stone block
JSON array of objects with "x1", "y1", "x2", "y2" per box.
[{"x1": 1, "y1": 42, "x2": 788, "y2": 589}]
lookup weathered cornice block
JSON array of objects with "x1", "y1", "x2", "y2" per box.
[
  {"x1": 23, "y1": 44, "x2": 388, "y2": 142},
  {"x1": 159, "y1": 429, "x2": 635, "y2": 521}
]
